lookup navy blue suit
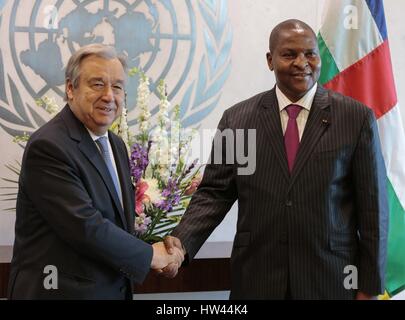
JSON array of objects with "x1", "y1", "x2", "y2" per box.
[{"x1": 8, "y1": 105, "x2": 152, "y2": 299}]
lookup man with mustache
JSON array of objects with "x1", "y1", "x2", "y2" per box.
[
  {"x1": 164, "y1": 19, "x2": 388, "y2": 300},
  {"x1": 8, "y1": 44, "x2": 183, "y2": 299}
]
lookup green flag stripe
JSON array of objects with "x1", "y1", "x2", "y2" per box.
[
  {"x1": 319, "y1": 0, "x2": 405, "y2": 296},
  {"x1": 386, "y1": 179, "x2": 405, "y2": 295},
  {"x1": 317, "y1": 34, "x2": 340, "y2": 85}
]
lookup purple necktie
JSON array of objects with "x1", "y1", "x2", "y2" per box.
[{"x1": 284, "y1": 104, "x2": 302, "y2": 173}]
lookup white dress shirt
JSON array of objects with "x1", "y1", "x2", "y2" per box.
[
  {"x1": 86, "y1": 128, "x2": 123, "y2": 207},
  {"x1": 276, "y1": 83, "x2": 318, "y2": 141}
]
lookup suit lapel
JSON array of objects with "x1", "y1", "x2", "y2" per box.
[
  {"x1": 259, "y1": 89, "x2": 290, "y2": 182},
  {"x1": 61, "y1": 106, "x2": 128, "y2": 230},
  {"x1": 109, "y1": 136, "x2": 135, "y2": 234},
  {"x1": 288, "y1": 85, "x2": 331, "y2": 190},
  {"x1": 78, "y1": 135, "x2": 129, "y2": 231}
]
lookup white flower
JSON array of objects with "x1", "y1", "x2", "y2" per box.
[
  {"x1": 118, "y1": 107, "x2": 130, "y2": 154},
  {"x1": 147, "y1": 79, "x2": 172, "y2": 178},
  {"x1": 176, "y1": 128, "x2": 196, "y2": 165},
  {"x1": 143, "y1": 178, "x2": 163, "y2": 204},
  {"x1": 136, "y1": 73, "x2": 151, "y2": 142},
  {"x1": 157, "y1": 80, "x2": 170, "y2": 131},
  {"x1": 140, "y1": 121, "x2": 149, "y2": 132},
  {"x1": 144, "y1": 163, "x2": 153, "y2": 179},
  {"x1": 170, "y1": 121, "x2": 181, "y2": 166},
  {"x1": 36, "y1": 96, "x2": 59, "y2": 115}
]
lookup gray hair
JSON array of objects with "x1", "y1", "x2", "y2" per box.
[{"x1": 64, "y1": 44, "x2": 127, "y2": 100}]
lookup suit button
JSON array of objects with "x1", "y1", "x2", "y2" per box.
[
  {"x1": 286, "y1": 200, "x2": 293, "y2": 207},
  {"x1": 120, "y1": 286, "x2": 126, "y2": 293}
]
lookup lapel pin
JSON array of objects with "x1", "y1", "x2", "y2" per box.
[{"x1": 322, "y1": 119, "x2": 329, "y2": 126}]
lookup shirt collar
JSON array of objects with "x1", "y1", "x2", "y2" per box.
[
  {"x1": 276, "y1": 83, "x2": 318, "y2": 112},
  {"x1": 86, "y1": 127, "x2": 109, "y2": 142}
]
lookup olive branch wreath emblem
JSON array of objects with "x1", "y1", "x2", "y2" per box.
[
  {"x1": 0, "y1": 0, "x2": 232, "y2": 212},
  {"x1": 180, "y1": 0, "x2": 232, "y2": 128}
]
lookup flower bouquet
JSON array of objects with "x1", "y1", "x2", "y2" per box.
[
  {"x1": 112, "y1": 69, "x2": 202, "y2": 243},
  {"x1": 2, "y1": 69, "x2": 202, "y2": 244}
]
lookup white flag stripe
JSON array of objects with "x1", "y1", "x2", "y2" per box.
[
  {"x1": 377, "y1": 104, "x2": 405, "y2": 209},
  {"x1": 319, "y1": 0, "x2": 383, "y2": 71}
]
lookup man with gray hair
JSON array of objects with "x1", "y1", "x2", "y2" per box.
[{"x1": 7, "y1": 43, "x2": 183, "y2": 300}]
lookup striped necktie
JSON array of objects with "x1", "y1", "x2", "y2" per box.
[{"x1": 96, "y1": 136, "x2": 122, "y2": 204}]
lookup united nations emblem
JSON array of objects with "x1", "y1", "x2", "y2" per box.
[{"x1": 0, "y1": 0, "x2": 232, "y2": 138}]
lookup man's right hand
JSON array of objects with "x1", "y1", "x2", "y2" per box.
[
  {"x1": 164, "y1": 235, "x2": 186, "y2": 256},
  {"x1": 151, "y1": 241, "x2": 184, "y2": 270},
  {"x1": 154, "y1": 236, "x2": 187, "y2": 278}
]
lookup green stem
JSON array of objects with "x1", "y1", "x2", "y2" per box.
[{"x1": 144, "y1": 209, "x2": 164, "y2": 239}]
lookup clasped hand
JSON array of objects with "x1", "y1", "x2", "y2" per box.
[{"x1": 150, "y1": 236, "x2": 185, "y2": 278}]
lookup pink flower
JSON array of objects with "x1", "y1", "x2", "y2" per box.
[
  {"x1": 135, "y1": 180, "x2": 150, "y2": 214},
  {"x1": 184, "y1": 176, "x2": 202, "y2": 195}
]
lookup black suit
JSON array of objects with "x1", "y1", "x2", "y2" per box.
[
  {"x1": 8, "y1": 105, "x2": 152, "y2": 299},
  {"x1": 172, "y1": 85, "x2": 389, "y2": 299}
]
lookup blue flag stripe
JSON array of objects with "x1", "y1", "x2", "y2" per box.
[{"x1": 365, "y1": 0, "x2": 388, "y2": 40}]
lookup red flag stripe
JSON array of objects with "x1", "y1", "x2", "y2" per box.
[{"x1": 324, "y1": 40, "x2": 397, "y2": 119}]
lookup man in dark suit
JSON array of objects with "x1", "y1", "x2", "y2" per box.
[
  {"x1": 164, "y1": 19, "x2": 389, "y2": 299},
  {"x1": 7, "y1": 44, "x2": 183, "y2": 299}
]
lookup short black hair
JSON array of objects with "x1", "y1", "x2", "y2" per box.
[{"x1": 269, "y1": 19, "x2": 317, "y2": 53}]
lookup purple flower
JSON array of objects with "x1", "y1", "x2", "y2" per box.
[
  {"x1": 157, "y1": 177, "x2": 181, "y2": 212},
  {"x1": 134, "y1": 213, "x2": 152, "y2": 235},
  {"x1": 130, "y1": 143, "x2": 149, "y2": 183}
]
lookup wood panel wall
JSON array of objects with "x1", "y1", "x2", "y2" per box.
[{"x1": 0, "y1": 258, "x2": 230, "y2": 298}]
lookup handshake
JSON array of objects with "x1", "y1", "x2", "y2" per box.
[{"x1": 150, "y1": 236, "x2": 185, "y2": 278}]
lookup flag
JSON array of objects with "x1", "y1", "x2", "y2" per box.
[{"x1": 318, "y1": 0, "x2": 405, "y2": 296}]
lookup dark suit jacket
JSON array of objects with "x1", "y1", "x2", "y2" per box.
[
  {"x1": 7, "y1": 105, "x2": 152, "y2": 300},
  {"x1": 172, "y1": 85, "x2": 389, "y2": 299}
]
